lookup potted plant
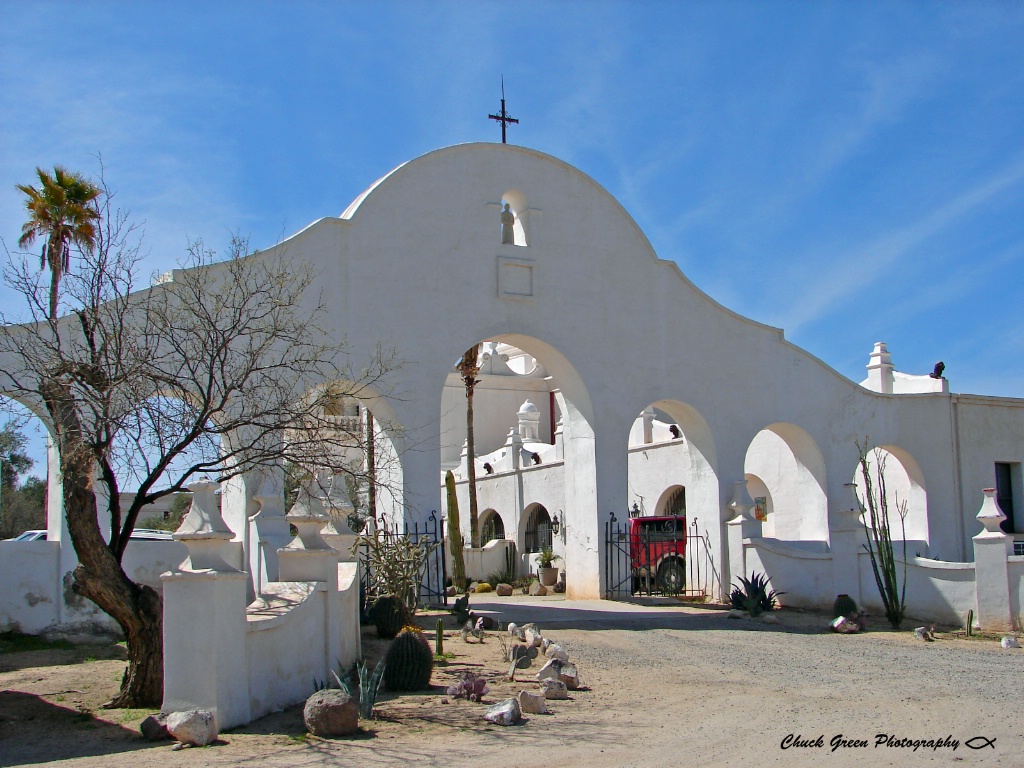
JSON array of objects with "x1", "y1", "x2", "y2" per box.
[{"x1": 537, "y1": 546, "x2": 561, "y2": 587}]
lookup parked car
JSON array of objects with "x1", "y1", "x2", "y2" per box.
[
  {"x1": 4, "y1": 528, "x2": 173, "y2": 542},
  {"x1": 629, "y1": 515, "x2": 687, "y2": 593},
  {"x1": 128, "y1": 528, "x2": 174, "y2": 541},
  {"x1": 5, "y1": 529, "x2": 47, "y2": 541}
]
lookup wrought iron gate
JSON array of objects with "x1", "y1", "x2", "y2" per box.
[
  {"x1": 604, "y1": 511, "x2": 714, "y2": 599},
  {"x1": 358, "y1": 510, "x2": 448, "y2": 610}
]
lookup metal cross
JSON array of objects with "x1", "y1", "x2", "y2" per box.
[{"x1": 488, "y1": 77, "x2": 519, "y2": 144}]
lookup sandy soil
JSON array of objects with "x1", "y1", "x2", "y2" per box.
[{"x1": 1, "y1": 596, "x2": 1021, "y2": 768}]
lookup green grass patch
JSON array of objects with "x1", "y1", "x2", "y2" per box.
[{"x1": 0, "y1": 631, "x2": 74, "y2": 653}]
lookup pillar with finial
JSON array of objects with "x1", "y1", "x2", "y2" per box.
[
  {"x1": 972, "y1": 488, "x2": 1014, "y2": 633},
  {"x1": 161, "y1": 479, "x2": 251, "y2": 727}
]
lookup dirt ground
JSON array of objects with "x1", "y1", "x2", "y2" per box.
[{"x1": 1, "y1": 596, "x2": 1021, "y2": 768}]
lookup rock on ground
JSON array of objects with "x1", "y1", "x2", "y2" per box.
[
  {"x1": 545, "y1": 643, "x2": 569, "y2": 662},
  {"x1": 496, "y1": 583, "x2": 514, "y2": 596},
  {"x1": 484, "y1": 697, "x2": 522, "y2": 726},
  {"x1": 166, "y1": 709, "x2": 217, "y2": 746},
  {"x1": 303, "y1": 689, "x2": 359, "y2": 737},
  {"x1": 518, "y1": 690, "x2": 549, "y2": 714},
  {"x1": 529, "y1": 582, "x2": 548, "y2": 597},
  {"x1": 540, "y1": 678, "x2": 569, "y2": 699},
  {"x1": 139, "y1": 713, "x2": 171, "y2": 742}
]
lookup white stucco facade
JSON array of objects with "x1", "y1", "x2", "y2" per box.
[{"x1": 6, "y1": 142, "x2": 1024, "y2": 725}]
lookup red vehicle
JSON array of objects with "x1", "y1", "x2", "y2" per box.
[{"x1": 629, "y1": 515, "x2": 687, "y2": 593}]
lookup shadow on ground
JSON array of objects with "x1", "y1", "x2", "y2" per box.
[
  {"x1": 461, "y1": 597, "x2": 844, "y2": 636},
  {"x1": 0, "y1": 691, "x2": 155, "y2": 766}
]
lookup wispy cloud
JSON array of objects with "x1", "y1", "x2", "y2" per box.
[{"x1": 776, "y1": 153, "x2": 1024, "y2": 333}]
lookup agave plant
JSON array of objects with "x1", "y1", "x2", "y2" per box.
[{"x1": 730, "y1": 572, "x2": 784, "y2": 617}]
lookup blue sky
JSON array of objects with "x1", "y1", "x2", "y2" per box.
[{"x1": 1, "y1": 2, "x2": 1023, "y2": 473}]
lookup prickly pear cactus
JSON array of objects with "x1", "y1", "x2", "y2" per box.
[{"x1": 384, "y1": 630, "x2": 434, "y2": 691}]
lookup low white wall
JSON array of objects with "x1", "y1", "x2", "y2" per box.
[
  {"x1": 462, "y1": 539, "x2": 516, "y2": 581},
  {"x1": 1010, "y1": 558, "x2": 1024, "y2": 626},
  {"x1": 243, "y1": 562, "x2": 363, "y2": 724},
  {"x1": 0, "y1": 541, "x2": 61, "y2": 633},
  {"x1": 122, "y1": 540, "x2": 188, "y2": 593},
  {"x1": 337, "y1": 562, "x2": 361, "y2": 669},
  {"x1": 856, "y1": 551, "x2": 975, "y2": 626},
  {"x1": 246, "y1": 581, "x2": 325, "y2": 720},
  {"x1": 744, "y1": 539, "x2": 833, "y2": 609}
]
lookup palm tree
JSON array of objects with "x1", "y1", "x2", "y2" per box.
[
  {"x1": 17, "y1": 166, "x2": 101, "y2": 321},
  {"x1": 457, "y1": 343, "x2": 482, "y2": 548}
]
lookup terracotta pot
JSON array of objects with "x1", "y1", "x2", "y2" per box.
[{"x1": 538, "y1": 567, "x2": 559, "y2": 587}]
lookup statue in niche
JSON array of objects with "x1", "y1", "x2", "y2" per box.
[{"x1": 500, "y1": 203, "x2": 515, "y2": 245}]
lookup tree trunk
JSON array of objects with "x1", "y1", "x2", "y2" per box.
[
  {"x1": 45, "y1": 383, "x2": 164, "y2": 707},
  {"x1": 459, "y1": 345, "x2": 482, "y2": 549},
  {"x1": 47, "y1": 240, "x2": 62, "y2": 321},
  {"x1": 365, "y1": 407, "x2": 376, "y2": 520}
]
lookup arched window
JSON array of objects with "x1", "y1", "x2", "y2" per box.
[
  {"x1": 524, "y1": 503, "x2": 552, "y2": 553},
  {"x1": 480, "y1": 509, "x2": 506, "y2": 544}
]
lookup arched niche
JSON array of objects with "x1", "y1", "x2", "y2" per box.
[
  {"x1": 500, "y1": 188, "x2": 529, "y2": 247},
  {"x1": 744, "y1": 423, "x2": 828, "y2": 542},
  {"x1": 744, "y1": 473, "x2": 774, "y2": 534},
  {"x1": 852, "y1": 445, "x2": 929, "y2": 548}
]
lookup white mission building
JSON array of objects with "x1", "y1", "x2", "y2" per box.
[{"x1": 3, "y1": 142, "x2": 1024, "y2": 726}]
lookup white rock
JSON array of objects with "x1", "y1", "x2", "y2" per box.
[
  {"x1": 545, "y1": 643, "x2": 570, "y2": 662},
  {"x1": 557, "y1": 661, "x2": 580, "y2": 690},
  {"x1": 484, "y1": 697, "x2": 521, "y2": 726},
  {"x1": 1001, "y1": 635, "x2": 1020, "y2": 649},
  {"x1": 518, "y1": 690, "x2": 549, "y2": 714},
  {"x1": 761, "y1": 614, "x2": 780, "y2": 624},
  {"x1": 524, "y1": 627, "x2": 544, "y2": 648},
  {"x1": 535, "y1": 658, "x2": 562, "y2": 681},
  {"x1": 727, "y1": 609, "x2": 746, "y2": 619},
  {"x1": 540, "y1": 678, "x2": 568, "y2": 699},
  {"x1": 166, "y1": 709, "x2": 217, "y2": 746}
]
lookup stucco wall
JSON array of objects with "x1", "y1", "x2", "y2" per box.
[
  {"x1": 856, "y1": 551, "x2": 975, "y2": 625},
  {"x1": 0, "y1": 541, "x2": 60, "y2": 633},
  {"x1": 246, "y1": 581, "x2": 326, "y2": 720},
  {"x1": 744, "y1": 539, "x2": 834, "y2": 609}
]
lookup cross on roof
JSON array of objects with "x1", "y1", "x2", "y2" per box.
[{"x1": 488, "y1": 77, "x2": 519, "y2": 144}]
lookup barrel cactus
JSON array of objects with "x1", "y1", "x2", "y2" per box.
[
  {"x1": 384, "y1": 630, "x2": 434, "y2": 691},
  {"x1": 372, "y1": 595, "x2": 408, "y2": 639},
  {"x1": 833, "y1": 594, "x2": 859, "y2": 619}
]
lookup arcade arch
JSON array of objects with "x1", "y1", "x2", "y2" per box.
[
  {"x1": 744, "y1": 423, "x2": 828, "y2": 543},
  {"x1": 626, "y1": 399, "x2": 718, "y2": 528},
  {"x1": 438, "y1": 333, "x2": 595, "y2": 587},
  {"x1": 852, "y1": 445, "x2": 929, "y2": 550}
]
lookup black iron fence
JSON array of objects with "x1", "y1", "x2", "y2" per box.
[
  {"x1": 358, "y1": 510, "x2": 448, "y2": 610},
  {"x1": 604, "y1": 511, "x2": 713, "y2": 599}
]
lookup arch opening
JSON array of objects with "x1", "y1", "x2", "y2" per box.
[{"x1": 744, "y1": 423, "x2": 828, "y2": 543}]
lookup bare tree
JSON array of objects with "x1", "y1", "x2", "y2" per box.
[{"x1": 0, "y1": 178, "x2": 400, "y2": 707}]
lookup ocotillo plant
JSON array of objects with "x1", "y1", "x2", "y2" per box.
[{"x1": 857, "y1": 440, "x2": 908, "y2": 629}]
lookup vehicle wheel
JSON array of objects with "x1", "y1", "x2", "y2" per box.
[{"x1": 657, "y1": 559, "x2": 685, "y2": 594}]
